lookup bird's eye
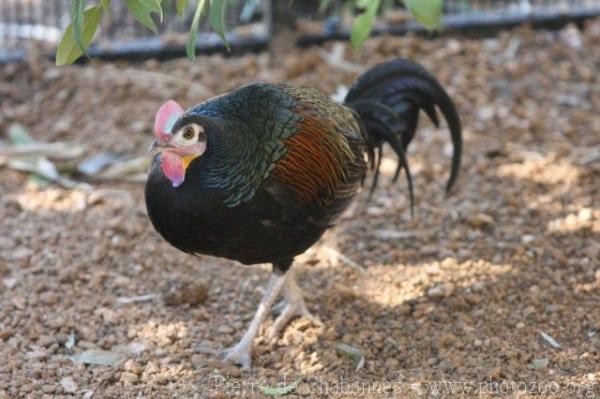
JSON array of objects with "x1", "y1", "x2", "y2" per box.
[{"x1": 182, "y1": 126, "x2": 196, "y2": 140}]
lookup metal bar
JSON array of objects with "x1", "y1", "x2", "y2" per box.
[
  {"x1": 0, "y1": 32, "x2": 270, "y2": 64},
  {"x1": 85, "y1": 33, "x2": 271, "y2": 61}
]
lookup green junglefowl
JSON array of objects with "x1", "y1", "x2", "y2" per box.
[{"x1": 145, "y1": 58, "x2": 462, "y2": 369}]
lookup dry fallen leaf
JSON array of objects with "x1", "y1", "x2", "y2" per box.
[
  {"x1": 0, "y1": 142, "x2": 86, "y2": 160},
  {"x1": 539, "y1": 331, "x2": 561, "y2": 349},
  {"x1": 333, "y1": 342, "x2": 365, "y2": 371},
  {"x1": 94, "y1": 155, "x2": 150, "y2": 182},
  {"x1": 529, "y1": 357, "x2": 549, "y2": 370},
  {"x1": 77, "y1": 152, "x2": 121, "y2": 176},
  {"x1": 67, "y1": 349, "x2": 125, "y2": 367},
  {"x1": 3, "y1": 123, "x2": 87, "y2": 189}
]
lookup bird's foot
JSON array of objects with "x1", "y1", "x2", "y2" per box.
[
  {"x1": 269, "y1": 297, "x2": 322, "y2": 339},
  {"x1": 219, "y1": 342, "x2": 252, "y2": 370}
]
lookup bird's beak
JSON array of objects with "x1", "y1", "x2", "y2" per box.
[
  {"x1": 148, "y1": 140, "x2": 175, "y2": 157},
  {"x1": 148, "y1": 139, "x2": 159, "y2": 152}
]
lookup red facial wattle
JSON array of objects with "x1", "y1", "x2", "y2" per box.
[
  {"x1": 160, "y1": 150, "x2": 186, "y2": 188},
  {"x1": 154, "y1": 100, "x2": 184, "y2": 142}
]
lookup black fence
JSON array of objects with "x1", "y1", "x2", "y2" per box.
[
  {"x1": 0, "y1": 0, "x2": 271, "y2": 62},
  {"x1": 296, "y1": 0, "x2": 600, "y2": 45},
  {"x1": 445, "y1": 0, "x2": 599, "y2": 13}
]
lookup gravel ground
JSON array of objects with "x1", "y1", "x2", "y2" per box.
[{"x1": 1, "y1": 21, "x2": 599, "y2": 398}]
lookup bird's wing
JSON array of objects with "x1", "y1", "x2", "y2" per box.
[
  {"x1": 271, "y1": 85, "x2": 367, "y2": 207},
  {"x1": 193, "y1": 83, "x2": 366, "y2": 208}
]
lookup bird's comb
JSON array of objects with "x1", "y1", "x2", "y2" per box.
[{"x1": 154, "y1": 100, "x2": 184, "y2": 142}]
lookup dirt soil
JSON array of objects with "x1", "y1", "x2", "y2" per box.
[{"x1": 1, "y1": 21, "x2": 599, "y2": 398}]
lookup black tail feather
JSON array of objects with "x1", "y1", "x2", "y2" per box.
[
  {"x1": 345, "y1": 58, "x2": 462, "y2": 211},
  {"x1": 351, "y1": 99, "x2": 416, "y2": 215}
]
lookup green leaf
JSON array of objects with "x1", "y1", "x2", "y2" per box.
[
  {"x1": 124, "y1": 0, "x2": 162, "y2": 32},
  {"x1": 69, "y1": 0, "x2": 86, "y2": 53},
  {"x1": 186, "y1": 0, "x2": 209, "y2": 60},
  {"x1": 176, "y1": 0, "x2": 187, "y2": 17},
  {"x1": 160, "y1": 0, "x2": 170, "y2": 18},
  {"x1": 356, "y1": 0, "x2": 374, "y2": 7},
  {"x1": 350, "y1": 0, "x2": 380, "y2": 51},
  {"x1": 100, "y1": 0, "x2": 111, "y2": 13},
  {"x1": 404, "y1": 0, "x2": 443, "y2": 30},
  {"x1": 258, "y1": 379, "x2": 300, "y2": 397},
  {"x1": 56, "y1": 5, "x2": 103, "y2": 65},
  {"x1": 209, "y1": 0, "x2": 228, "y2": 49}
]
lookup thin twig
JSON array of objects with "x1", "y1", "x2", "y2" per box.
[
  {"x1": 0, "y1": 142, "x2": 86, "y2": 160},
  {"x1": 116, "y1": 293, "x2": 159, "y2": 305},
  {"x1": 323, "y1": 246, "x2": 366, "y2": 273}
]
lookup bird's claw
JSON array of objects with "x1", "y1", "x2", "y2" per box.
[
  {"x1": 219, "y1": 343, "x2": 252, "y2": 370},
  {"x1": 269, "y1": 299, "x2": 322, "y2": 340},
  {"x1": 271, "y1": 299, "x2": 286, "y2": 316}
]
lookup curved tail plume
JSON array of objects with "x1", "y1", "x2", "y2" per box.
[{"x1": 345, "y1": 58, "x2": 462, "y2": 215}]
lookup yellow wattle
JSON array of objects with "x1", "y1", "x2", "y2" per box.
[{"x1": 181, "y1": 154, "x2": 198, "y2": 170}]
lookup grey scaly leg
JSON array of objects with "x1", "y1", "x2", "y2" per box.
[
  {"x1": 269, "y1": 267, "x2": 322, "y2": 339},
  {"x1": 220, "y1": 271, "x2": 287, "y2": 369}
]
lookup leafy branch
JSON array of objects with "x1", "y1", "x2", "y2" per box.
[
  {"x1": 56, "y1": 0, "x2": 443, "y2": 65},
  {"x1": 351, "y1": 0, "x2": 443, "y2": 50}
]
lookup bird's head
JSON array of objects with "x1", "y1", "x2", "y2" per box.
[{"x1": 152, "y1": 100, "x2": 208, "y2": 187}]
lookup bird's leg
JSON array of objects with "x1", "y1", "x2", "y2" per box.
[
  {"x1": 220, "y1": 271, "x2": 287, "y2": 369},
  {"x1": 271, "y1": 299, "x2": 287, "y2": 315},
  {"x1": 269, "y1": 267, "x2": 322, "y2": 339}
]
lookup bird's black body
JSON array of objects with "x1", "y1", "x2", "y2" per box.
[
  {"x1": 146, "y1": 167, "x2": 345, "y2": 269},
  {"x1": 145, "y1": 59, "x2": 462, "y2": 273}
]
